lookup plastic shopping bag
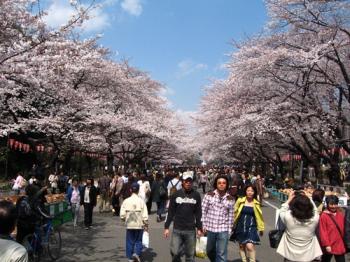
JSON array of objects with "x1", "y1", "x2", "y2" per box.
[
  {"x1": 195, "y1": 236, "x2": 207, "y2": 258},
  {"x1": 142, "y1": 231, "x2": 149, "y2": 249}
]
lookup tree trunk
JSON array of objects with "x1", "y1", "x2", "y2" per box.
[{"x1": 107, "y1": 147, "x2": 114, "y2": 174}]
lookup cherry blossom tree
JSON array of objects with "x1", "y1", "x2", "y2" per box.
[
  {"x1": 196, "y1": 0, "x2": 350, "y2": 183},
  {"x1": 0, "y1": 0, "x2": 187, "y2": 176}
]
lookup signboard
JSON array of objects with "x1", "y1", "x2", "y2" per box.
[
  {"x1": 338, "y1": 196, "x2": 347, "y2": 207},
  {"x1": 59, "y1": 202, "x2": 64, "y2": 213},
  {"x1": 50, "y1": 205, "x2": 55, "y2": 216}
]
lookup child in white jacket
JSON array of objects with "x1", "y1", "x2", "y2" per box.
[{"x1": 120, "y1": 182, "x2": 148, "y2": 262}]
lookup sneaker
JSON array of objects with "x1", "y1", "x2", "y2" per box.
[
  {"x1": 132, "y1": 254, "x2": 141, "y2": 262},
  {"x1": 85, "y1": 227, "x2": 89, "y2": 230}
]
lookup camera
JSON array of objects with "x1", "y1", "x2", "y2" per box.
[{"x1": 294, "y1": 190, "x2": 305, "y2": 196}]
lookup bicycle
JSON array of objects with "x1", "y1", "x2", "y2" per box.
[{"x1": 22, "y1": 216, "x2": 62, "y2": 262}]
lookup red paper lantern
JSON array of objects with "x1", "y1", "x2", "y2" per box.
[
  {"x1": 36, "y1": 145, "x2": 44, "y2": 152},
  {"x1": 14, "y1": 141, "x2": 19, "y2": 150},
  {"x1": 8, "y1": 139, "x2": 15, "y2": 148}
]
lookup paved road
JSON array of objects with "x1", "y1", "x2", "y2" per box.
[{"x1": 51, "y1": 197, "x2": 286, "y2": 262}]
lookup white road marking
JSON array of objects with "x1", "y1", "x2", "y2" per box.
[{"x1": 263, "y1": 200, "x2": 279, "y2": 210}]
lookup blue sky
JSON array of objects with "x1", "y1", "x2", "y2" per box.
[{"x1": 43, "y1": 0, "x2": 267, "y2": 113}]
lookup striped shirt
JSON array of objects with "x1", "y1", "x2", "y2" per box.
[{"x1": 202, "y1": 190, "x2": 235, "y2": 233}]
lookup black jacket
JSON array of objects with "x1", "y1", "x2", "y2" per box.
[
  {"x1": 164, "y1": 188, "x2": 202, "y2": 231},
  {"x1": 80, "y1": 185, "x2": 97, "y2": 206},
  {"x1": 236, "y1": 178, "x2": 251, "y2": 197}
]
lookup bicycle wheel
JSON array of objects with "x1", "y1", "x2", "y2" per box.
[
  {"x1": 47, "y1": 227, "x2": 62, "y2": 261},
  {"x1": 22, "y1": 234, "x2": 41, "y2": 262}
]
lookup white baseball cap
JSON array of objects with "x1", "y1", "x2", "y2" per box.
[{"x1": 182, "y1": 171, "x2": 193, "y2": 180}]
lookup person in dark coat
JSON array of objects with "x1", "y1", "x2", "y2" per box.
[
  {"x1": 237, "y1": 173, "x2": 251, "y2": 197},
  {"x1": 80, "y1": 178, "x2": 97, "y2": 229},
  {"x1": 146, "y1": 171, "x2": 154, "y2": 214},
  {"x1": 151, "y1": 173, "x2": 167, "y2": 222}
]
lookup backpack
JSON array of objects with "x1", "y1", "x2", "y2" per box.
[
  {"x1": 16, "y1": 196, "x2": 33, "y2": 220},
  {"x1": 159, "y1": 184, "x2": 167, "y2": 199},
  {"x1": 58, "y1": 176, "x2": 67, "y2": 190},
  {"x1": 169, "y1": 180, "x2": 180, "y2": 197}
]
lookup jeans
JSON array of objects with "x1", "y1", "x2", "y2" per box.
[
  {"x1": 206, "y1": 231, "x2": 229, "y2": 262},
  {"x1": 71, "y1": 203, "x2": 80, "y2": 226},
  {"x1": 126, "y1": 229, "x2": 143, "y2": 259},
  {"x1": 156, "y1": 201, "x2": 165, "y2": 217},
  {"x1": 170, "y1": 229, "x2": 196, "y2": 262}
]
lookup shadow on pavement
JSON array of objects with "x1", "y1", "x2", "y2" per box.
[
  {"x1": 228, "y1": 260, "x2": 261, "y2": 262},
  {"x1": 141, "y1": 248, "x2": 157, "y2": 261},
  {"x1": 53, "y1": 220, "x2": 127, "y2": 262}
]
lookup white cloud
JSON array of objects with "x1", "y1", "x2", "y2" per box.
[
  {"x1": 43, "y1": 1, "x2": 75, "y2": 28},
  {"x1": 214, "y1": 62, "x2": 227, "y2": 72},
  {"x1": 176, "y1": 59, "x2": 208, "y2": 78},
  {"x1": 81, "y1": 8, "x2": 110, "y2": 32},
  {"x1": 43, "y1": 0, "x2": 110, "y2": 32},
  {"x1": 121, "y1": 0, "x2": 143, "y2": 16},
  {"x1": 159, "y1": 86, "x2": 175, "y2": 96}
]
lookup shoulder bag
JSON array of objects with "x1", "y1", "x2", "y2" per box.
[
  {"x1": 268, "y1": 229, "x2": 284, "y2": 248},
  {"x1": 269, "y1": 210, "x2": 285, "y2": 248}
]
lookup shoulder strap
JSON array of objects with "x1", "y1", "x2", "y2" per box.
[
  {"x1": 0, "y1": 234, "x2": 14, "y2": 241},
  {"x1": 175, "y1": 180, "x2": 180, "y2": 186},
  {"x1": 327, "y1": 213, "x2": 344, "y2": 238}
]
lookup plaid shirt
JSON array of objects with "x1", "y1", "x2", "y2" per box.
[{"x1": 202, "y1": 190, "x2": 235, "y2": 233}]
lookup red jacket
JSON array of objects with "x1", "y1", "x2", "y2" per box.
[{"x1": 319, "y1": 211, "x2": 346, "y2": 255}]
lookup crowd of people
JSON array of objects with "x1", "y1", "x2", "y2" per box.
[{"x1": 1, "y1": 165, "x2": 350, "y2": 262}]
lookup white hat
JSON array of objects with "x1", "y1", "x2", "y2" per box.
[{"x1": 182, "y1": 171, "x2": 193, "y2": 180}]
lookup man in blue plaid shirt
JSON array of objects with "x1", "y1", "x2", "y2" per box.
[{"x1": 202, "y1": 175, "x2": 235, "y2": 262}]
